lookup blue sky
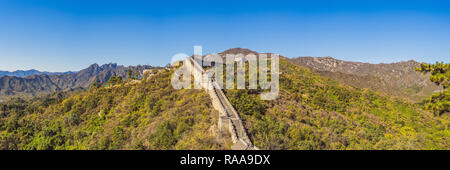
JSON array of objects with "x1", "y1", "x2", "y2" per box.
[{"x1": 0, "y1": 0, "x2": 449, "y2": 72}]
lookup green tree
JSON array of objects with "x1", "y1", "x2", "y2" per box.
[
  {"x1": 90, "y1": 82, "x2": 101, "y2": 90},
  {"x1": 416, "y1": 62, "x2": 450, "y2": 115},
  {"x1": 134, "y1": 70, "x2": 140, "y2": 79},
  {"x1": 127, "y1": 69, "x2": 133, "y2": 80},
  {"x1": 416, "y1": 62, "x2": 449, "y2": 89}
]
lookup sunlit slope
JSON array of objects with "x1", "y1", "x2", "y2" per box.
[
  {"x1": 225, "y1": 58, "x2": 449, "y2": 150},
  {"x1": 0, "y1": 69, "x2": 228, "y2": 150},
  {"x1": 287, "y1": 57, "x2": 441, "y2": 102}
]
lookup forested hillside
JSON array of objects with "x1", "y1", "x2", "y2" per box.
[
  {"x1": 224, "y1": 58, "x2": 449, "y2": 149},
  {"x1": 0, "y1": 68, "x2": 228, "y2": 149}
]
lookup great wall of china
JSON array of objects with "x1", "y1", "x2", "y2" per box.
[{"x1": 184, "y1": 57, "x2": 258, "y2": 150}]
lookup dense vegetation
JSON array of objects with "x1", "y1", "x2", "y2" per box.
[
  {"x1": 416, "y1": 62, "x2": 449, "y2": 115},
  {"x1": 225, "y1": 59, "x2": 449, "y2": 149},
  {"x1": 0, "y1": 69, "x2": 228, "y2": 150}
]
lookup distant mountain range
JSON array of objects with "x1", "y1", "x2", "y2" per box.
[
  {"x1": 288, "y1": 56, "x2": 441, "y2": 102},
  {"x1": 0, "y1": 63, "x2": 155, "y2": 99},
  {"x1": 0, "y1": 69, "x2": 76, "y2": 78}
]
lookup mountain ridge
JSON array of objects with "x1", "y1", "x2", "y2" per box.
[
  {"x1": 0, "y1": 63, "x2": 155, "y2": 100},
  {"x1": 287, "y1": 56, "x2": 442, "y2": 102},
  {"x1": 0, "y1": 69, "x2": 76, "y2": 78}
]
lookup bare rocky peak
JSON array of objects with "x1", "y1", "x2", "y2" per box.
[
  {"x1": 219, "y1": 48, "x2": 259, "y2": 56},
  {"x1": 0, "y1": 63, "x2": 155, "y2": 99},
  {"x1": 100, "y1": 63, "x2": 118, "y2": 70}
]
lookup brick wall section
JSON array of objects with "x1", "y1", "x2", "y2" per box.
[{"x1": 185, "y1": 57, "x2": 258, "y2": 150}]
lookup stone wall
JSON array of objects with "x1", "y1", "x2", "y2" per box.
[{"x1": 186, "y1": 57, "x2": 258, "y2": 150}]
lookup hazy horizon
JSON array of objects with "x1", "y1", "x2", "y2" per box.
[{"x1": 1, "y1": 0, "x2": 450, "y2": 72}]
